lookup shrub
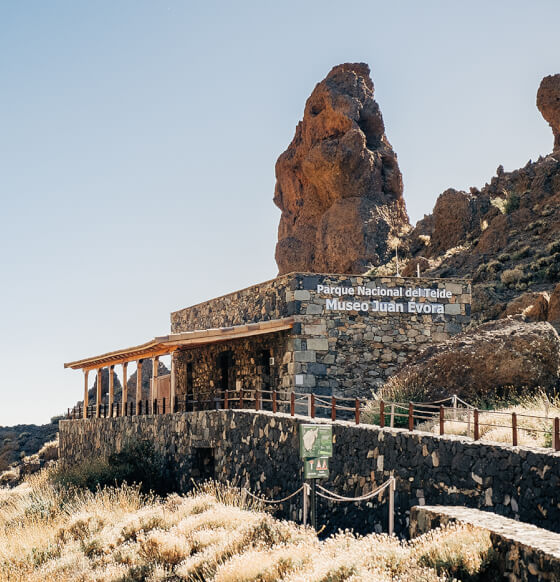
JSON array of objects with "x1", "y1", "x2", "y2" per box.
[
  {"x1": 51, "y1": 440, "x2": 173, "y2": 495},
  {"x1": 505, "y1": 192, "x2": 520, "y2": 214},
  {"x1": 512, "y1": 245, "x2": 532, "y2": 260},
  {"x1": 546, "y1": 240, "x2": 560, "y2": 255},
  {"x1": 500, "y1": 268, "x2": 524, "y2": 285}
]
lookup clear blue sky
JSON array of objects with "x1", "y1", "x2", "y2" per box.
[{"x1": 1, "y1": 0, "x2": 558, "y2": 425}]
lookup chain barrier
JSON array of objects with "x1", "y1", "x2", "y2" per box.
[
  {"x1": 241, "y1": 485, "x2": 304, "y2": 504},
  {"x1": 316, "y1": 478, "x2": 393, "y2": 503}
]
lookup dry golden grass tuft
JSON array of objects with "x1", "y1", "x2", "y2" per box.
[{"x1": 0, "y1": 467, "x2": 496, "y2": 581}]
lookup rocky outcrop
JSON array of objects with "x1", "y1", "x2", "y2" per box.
[
  {"x1": 382, "y1": 317, "x2": 560, "y2": 402},
  {"x1": 537, "y1": 74, "x2": 560, "y2": 152},
  {"x1": 549, "y1": 283, "x2": 560, "y2": 330},
  {"x1": 502, "y1": 291, "x2": 549, "y2": 322},
  {"x1": 274, "y1": 63, "x2": 409, "y2": 275},
  {"x1": 394, "y1": 74, "x2": 560, "y2": 324}
]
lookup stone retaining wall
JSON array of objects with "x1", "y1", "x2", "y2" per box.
[
  {"x1": 59, "y1": 409, "x2": 560, "y2": 537},
  {"x1": 411, "y1": 505, "x2": 560, "y2": 581}
]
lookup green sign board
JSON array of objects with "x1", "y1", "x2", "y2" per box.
[
  {"x1": 299, "y1": 424, "x2": 333, "y2": 459},
  {"x1": 304, "y1": 456, "x2": 330, "y2": 479}
]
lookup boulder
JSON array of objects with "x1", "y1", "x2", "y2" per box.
[
  {"x1": 382, "y1": 317, "x2": 560, "y2": 402},
  {"x1": 548, "y1": 283, "x2": 560, "y2": 330},
  {"x1": 537, "y1": 74, "x2": 560, "y2": 152},
  {"x1": 502, "y1": 292, "x2": 549, "y2": 322},
  {"x1": 274, "y1": 63, "x2": 409, "y2": 275}
]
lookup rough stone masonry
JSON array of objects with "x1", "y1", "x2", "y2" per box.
[{"x1": 170, "y1": 273, "x2": 471, "y2": 400}]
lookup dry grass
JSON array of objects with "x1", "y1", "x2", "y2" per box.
[{"x1": 0, "y1": 468, "x2": 496, "y2": 581}]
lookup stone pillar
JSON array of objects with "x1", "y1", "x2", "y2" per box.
[
  {"x1": 96, "y1": 368, "x2": 102, "y2": 418},
  {"x1": 136, "y1": 359, "x2": 143, "y2": 415},
  {"x1": 122, "y1": 362, "x2": 128, "y2": 414},
  {"x1": 83, "y1": 369, "x2": 89, "y2": 419},
  {"x1": 151, "y1": 356, "x2": 159, "y2": 414},
  {"x1": 170, "y1": 352, "x2": 176, "y2": 412},
  {"x1": 109, "y1": 365, "x2": 114, "y2": 415}
]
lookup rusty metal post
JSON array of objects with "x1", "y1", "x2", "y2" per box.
[
  {"x1": 512, "y1": 412, "x2": 518, "y2": 446},
  {"x1": 439, "y1": 406, "x2": 445, "y2": 435},
  {"x1": 379, "y1": 400, "x2": 385, "y2": 428},
  {"x1": 408, "y1": 402, "x2": 413, "y2": 431},
  {"x1": 272, "y1": 390, "x2": 277, "y2": 414},
  {"x1": 355, "y1": 398, "x2": 360, "y2": 425},
  {"x1": 554, "y1": 417, "x2": 560, "y2": 451},
  {"x1": 224, "y1": 390, "x2": 229, "y2": 410},
  {"x1": 331, "y1": 397, "x2": 336, "y2": 421},
  {"x1": 474, "y1": 409, "x2": 480, "y2": 441},
  {"x1": 239, "y1": 390, "x2": 244, "y2": 410},
  {"x1": 290, "y1": 392, "x2": 295, "y2": 416},
  {"x1": 310, "y1": 393, "x2": 315, "y2": 418},
  {"x1": 255, "y1": 390, "x2": 260, "y2": 411}
]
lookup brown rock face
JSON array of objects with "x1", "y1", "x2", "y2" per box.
[
  {"x1": 548, "y1": 283, "x2": 560, "y2": 330},
  {"x1": 502, "y1": 292, "x2": 549, "y2": 322},
  {"x1": 382, "y1": 317, "x2": 560, "y2": 402},
  {"x1": 274, "y1": 63, "x2": 409, "y2": 275},
  {"x1": 537, "y1": 74, "x2": 560, "y2": 152}
]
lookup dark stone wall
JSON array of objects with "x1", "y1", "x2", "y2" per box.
[
  {"x1": 59, "y1": 409, "x2": 560, "y2": 537},
  {"x1": 173, "y1": 331, "x2": 292, "y2": 401}
]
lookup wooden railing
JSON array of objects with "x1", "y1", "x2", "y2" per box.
[{"x1": 66, "y1": 389, "x2": 560, "y2": 452}]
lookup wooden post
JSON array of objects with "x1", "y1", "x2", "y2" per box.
[
  {"x1": 83, "y1": 370, "x2": 89, "y2": 419},
  {"x1": 151, "y1": 356, "x2": 159, "y2": 415},
  {"x1": 255, "y1": 390, "x2": 260, "y2": 411},
  {"x1": 379, "y1": 400, "x2": 385, "y2": 428},
  {"x1": 136, "y1": 359, "x2": 143, "y2": 415},
  {"x1": 439, "y1": 406, "x2": 445, "y2": 436},
  {"x1": 170, "y1": 353, "x2": 176, "y2": 414},
  {"x1": 224, "y1": 390, "x2": 229, "y2": 410},
  {"x1": 512, "y1": 412, "x2": 518, "y2": 446},
  {"x1": 290, "y1": 392, "x2": 295, "y2": 416},
  {"x1": 554, "y1": 418, "x2": 560, "y2": 452},
  {"x1": 331, "y1": 397, "x2": 336, "y2": 422},
  {"x1": 108, "y1": 365, "x2": 114, "y2": 417},
  {"x1": 122, "y1": 362, "x2": 128, "y2": 416},
  {"x1": 310, "y1": 393, "x2": 315, "y2": 418},
  {"x1": 474, "y1": 409, "x2": 480, "y2": 441},
  {"x1": 96, "y1": 368, "x2": 102, "y2": 418},
  {"x1": 408, "y1": 402, "x2": 413, "y2": 431},
  {"x1": 355, "y1": 398, "x2": 360, "y2": 425},
  {"x1": 239, "y1": 389, "x2": 244, "y2": 409},
  {"x1": 272, "y1": 390, "x2": 277, "y2": 414}
]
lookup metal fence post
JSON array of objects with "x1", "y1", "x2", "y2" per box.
[
  {"x1": 555, "y1": 418, "x2": 560, "y2": 451},
  {"x1": 408, "y1": 403, "x2": 413, "y2": 431},
  {"x1": 272, "y1": 390, "x2": 277, "y2": 414},
  {"x1": 512, "y1": 412, "x2": 518, "y2": 446},
  {"x1": 390, "y1": 403, "x2": 395, "y2": 428},
  {"x1": 388, "y1": 477, "x2": 395, "y2": 536},
  {"x1": 290, "y1": 392, "x2": 295, "y2": 416},
  {"x1": 303, "y1": 482, "x2": 309, "y2": 527},
  {"x1": 379, "y1": 400, "x2": 385, "y2": 428},
  {"x1": 331, "y1": 397, "x2": 336, "y2": 422},
  {"x1": 310, "y1": 394, "x2": 315, "y2": 418},
  {"x1": 439, "y1": 406, "x2": 445, "y2": 435},
  {"x1": 355, "y1": 398, "x2": 360, "y2": 425}
]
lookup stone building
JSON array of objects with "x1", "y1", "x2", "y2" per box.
[{"x1": 65, "y1": 273, "x2": 471, "y2": 415}]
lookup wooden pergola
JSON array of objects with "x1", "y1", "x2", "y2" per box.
[{"x1": 64, "y1": 317, "x2": 294, "y2": 419}]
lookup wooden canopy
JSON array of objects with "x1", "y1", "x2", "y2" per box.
[{"x1": 64, "y1": 317, "x2": 295, "y2": 371}]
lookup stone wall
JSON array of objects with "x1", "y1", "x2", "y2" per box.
[
  {"x1": 411, "y1": 505, "x2": 560, "y2": 581},
  {"x1": 170, "y1": 273, "x2": 471, "y2": 398},
  {"x1": 174, "y1": 331, "x2": 291, "y2": 401},
  {"x1": 60, "y1": 408, "x2": 560, "y2": 537}
]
